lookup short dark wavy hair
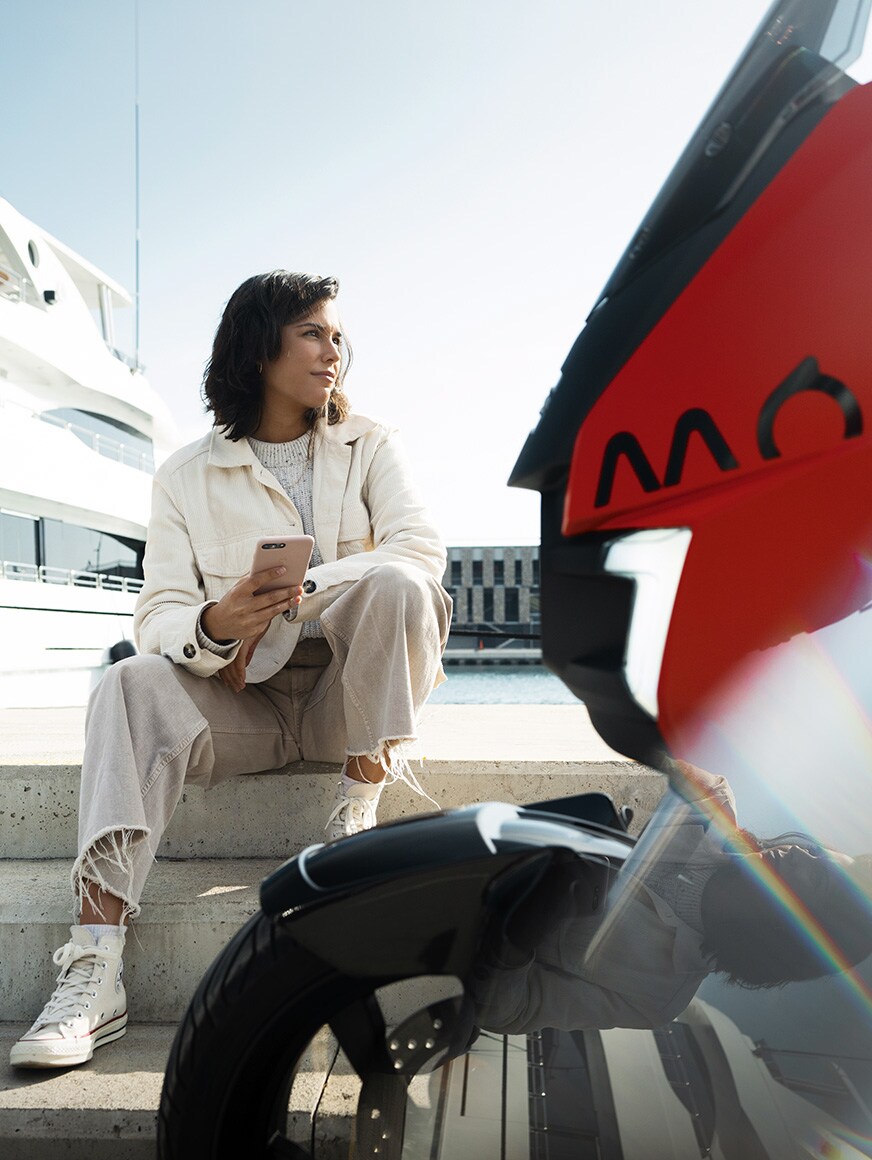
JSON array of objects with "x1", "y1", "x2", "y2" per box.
[
  {"x1": 701, "y1": 845, "x2": 872, "y2": 988},
  {"x1": 202, "y1": 270, "x2": 352, "y2": 440}
]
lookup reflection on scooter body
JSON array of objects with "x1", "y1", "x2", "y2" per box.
[
  {"x1": 474, "y1": 766, "x2": 872, "y2": 1036},
  {"x1": 157, "y1": 780, "x2": 872, "y2": 1158}
]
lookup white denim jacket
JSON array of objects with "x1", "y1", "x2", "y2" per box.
[{"x1": 134, "y1": 413, "x2": 446, "y2": 682}]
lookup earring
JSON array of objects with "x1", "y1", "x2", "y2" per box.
[{"x1": 256, "y1": 361, "x2": 263, "y2": 374}]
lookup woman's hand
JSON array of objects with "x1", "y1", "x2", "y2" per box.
[
  {"x1": 201, "y1": 567, "x2": 302, "y2": 644},
  {"x1": 218, "y1": 628, "x2": 268, "y2": 693}
]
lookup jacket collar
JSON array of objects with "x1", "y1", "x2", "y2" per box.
[
  {"x1": 206, "y1": 413, "x2": 380, "y2": 564},
  {"x1": 207, "y1": 413, "x2": 378, "y2": 467}
]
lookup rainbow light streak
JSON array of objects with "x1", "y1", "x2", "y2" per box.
[
  {"x1": 806, "y1": 1124, "x2": 872, "y2": 1159},
  {"x1": 679, "y1": 771, "x2": 872, "y2": 1022}
]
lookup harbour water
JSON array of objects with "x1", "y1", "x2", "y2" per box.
[{"x1": 429, "y1": 665, "x2": 578, "y2": 705}]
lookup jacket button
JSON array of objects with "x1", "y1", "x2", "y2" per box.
[
  {"x1": 302, "y1": 579, "x2": 317, "y2": 594},
  {"x1": 183, "y1": 643, "x2": 196, "y2": 659}
]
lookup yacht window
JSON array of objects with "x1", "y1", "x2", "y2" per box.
[
  {"x1": 27, "y1": 241, "x2": 39, "y2": 268},
  {"x1": 0, "y1": 512, "x2": 38, "y2": 567},
  {"x1": 41, "y1": 519, "x2": 144, "y2": 582},
  {"x1": 42, "y1": 408, "x2": 154, "y2": 473}
]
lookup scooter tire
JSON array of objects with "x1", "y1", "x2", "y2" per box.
[{"x1": 156, "y1": 907, "x2": 378, "y2": 1160}]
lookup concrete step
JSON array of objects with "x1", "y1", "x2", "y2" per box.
[
  {"x1": 0, "y1": 754, "x2": 663, "y2": 1023},
  {"x1": 0, "y1": 858, "x2": 271, "y2": 1023},
  {"x1": 0, "y1": 758, "x2": 659, "y2": 860},
  {"x1": 0, "y1": 702, "x2": 663, "y2": 858},
  {"x1": 0, "y1": 1022, "x2": 348, "y2": 1159},
  {"x1": 0, "y1": 1022, "x2": 172, "y2": 1160},
  {"x1": 0, "y1": 704, "x2": 664, "y2": 1025},
  {"x1": 2, "y1": 983, "x2": 477, "y2": 1158}
]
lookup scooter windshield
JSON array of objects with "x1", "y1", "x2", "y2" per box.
[
  {"x1": 598, "y1": 0, "x2": 872, "y2": 306},
  {"x1": 510, "y1": 0, "x2": 872, "y2": 499}
]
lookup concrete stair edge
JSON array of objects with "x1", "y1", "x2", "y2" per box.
[
  {"x1": 0, "y1": 1021, "x2": 351, "y2": 1159},
  {"x1": 0, "y1": 762, "x2": 664, "y2": 859},
  {"x1": 0, "y1": 1023, "x2": 178, "y2": 1159}
]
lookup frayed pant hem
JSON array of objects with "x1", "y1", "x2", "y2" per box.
[
  {"x1": 345, "y1": 738, "x2": 439, "y2": 809},
  {"x1": 71, "y1": 825, "x2": 150, "y2": 923}
]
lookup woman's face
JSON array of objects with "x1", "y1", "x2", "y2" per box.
[{"x1": 259, "y1": 298, "x2": 343, "y2": 431}]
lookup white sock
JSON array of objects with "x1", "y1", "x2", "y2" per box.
[
  {"x1": 341, "y1": 771, "x2": 383, "y2": 799},
  {"x1": 83, "y1": 923, "x2": 125, "y2": 942}
]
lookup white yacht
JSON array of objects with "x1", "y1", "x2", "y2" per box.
[{"x1": 0, "y1": 196, "x2": 177, "y2": 708}]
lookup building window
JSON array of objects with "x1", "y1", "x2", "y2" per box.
[
  {"x1": 493, "y1": 559, "x2": 504, "y2": 585},
  {"x1": 504, "y1": 587, "x2": 520, "y2": 622},
  {"x1": 529, "y1": 587, "x2": 541, "y2": 625},
  {"x1": 483, "y1": 587, "x2": 494, "y2": 621},
  {"x1": 472, "y1": 560, "x2": 483, "y2": 584},
  {"x1": 466, "y1": 588, "x2": 474, "y2": 621},
  {"x1": 533, "y1": 557, "x2": 540, "y2": 585},
  {"x1": 514, "y1": 558, "x2": 523, "y2": 585},
  {"x1": 450, "y1": 559, "x2": 462, "y2": 586}
]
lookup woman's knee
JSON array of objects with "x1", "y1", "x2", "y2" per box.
[
  {"x1": 88, "y1": 654, "x2": 188, "y2": 730},
  {"x1": 359, "y1": 563, "x2": 451, "y2": 633},
  {"x1": 94, "y1": 652, "x2": 173, "y2": 697},
  {"x1": 361, "y1": 562, "x2": 441, "y2": 604}
]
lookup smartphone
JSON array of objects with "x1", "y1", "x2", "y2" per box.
[{"x1": 250, "y1": 535, "x2": 314, "y2": 594}]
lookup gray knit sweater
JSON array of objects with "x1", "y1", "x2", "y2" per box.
[{"x1": 248, "y1": 434, "x2": 324, "y2": 639}]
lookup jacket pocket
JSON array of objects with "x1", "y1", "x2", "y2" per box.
[
  {"x1": 195, "y1": 538, "x2": 258, "y2": 602},
  {"x1": 337, "y1": 495, "x2": 372, "y2": 543}
]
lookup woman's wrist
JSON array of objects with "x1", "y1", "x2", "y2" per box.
[{"x1": 200, "y1": 603, "x2": 236, "y2": 646}]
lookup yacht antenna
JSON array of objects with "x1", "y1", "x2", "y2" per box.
[{"x1": 134, "y1": 0, "x2": 141, "y2": 368}]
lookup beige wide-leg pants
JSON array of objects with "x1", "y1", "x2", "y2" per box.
[{"x1": 73, "y1": 563, "x2": 452, "y2": 919}]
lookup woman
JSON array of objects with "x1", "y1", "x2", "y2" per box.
[{"x1": 11, "y1": 270, "x2": 451, "y2": 1069}]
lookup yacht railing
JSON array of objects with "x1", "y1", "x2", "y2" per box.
[
  {"x1": 0, "y1": 560, "x2": 144, "y2": 594},
  {"x1": 38, "y1": 411, "x2": 155, "y2": 472},
  {"x1": 0, "y1": 397, "x2": 155, "y2": 473}
]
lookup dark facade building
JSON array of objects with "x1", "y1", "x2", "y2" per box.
[{"x1": 441, "y1": 545, "x2": 540, "y2": 662}]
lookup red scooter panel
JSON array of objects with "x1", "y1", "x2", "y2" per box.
[{"x1": 563, "y1": 80, "x2": 872, "y2": 740}]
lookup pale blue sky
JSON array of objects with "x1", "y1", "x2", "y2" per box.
[{"x1": 3, "y1": 0, "x2": 773, "y2": 543}]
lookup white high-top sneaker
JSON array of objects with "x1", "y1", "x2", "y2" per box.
[
  {"x1": 10, "y1": 926, "x2": 127, "y2": 1068},
  {"x1": 324, "y1": 778, "x2": 382, "y2": 841}
]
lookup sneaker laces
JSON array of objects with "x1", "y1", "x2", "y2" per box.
[
  {"x1": 34, "y1": 942, "x2": 105, "y2": 1027},
  {"x1": 325, "y1": 793, "x2": 378, "y2": 837}
]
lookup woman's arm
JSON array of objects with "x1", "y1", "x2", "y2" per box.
[
  {"x1": 297, "y1": 426, "x2": 446, "y2": 621},
  {"x1": 133, "y1": 476, "x2": 296, "y2": 677},
  {"x1": 133, "y1": 477, "x2": 230, "y2": 675}
]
